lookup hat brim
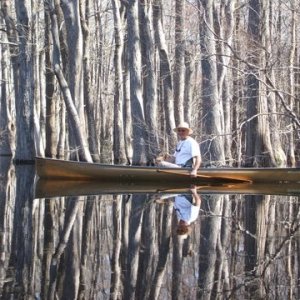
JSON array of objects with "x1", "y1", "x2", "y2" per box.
[{"x1": 173, "y1": 127, "x2": 193, "y2": 134}]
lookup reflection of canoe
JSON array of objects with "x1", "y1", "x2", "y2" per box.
[
  {"x1": 35, "y1": 157, "x2": 300, "y2": 183},
  {"x1": 35, "y1": 179, "x2": 300, "y2": 198}
]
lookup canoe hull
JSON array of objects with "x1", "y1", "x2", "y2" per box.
[{"x1": 35, "y1": 157, "x2": 300, "y2": 183}]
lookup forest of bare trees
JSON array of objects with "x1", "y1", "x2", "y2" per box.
[{"x1": 1, "y1": 0, "x2": 300, "y2": 167}]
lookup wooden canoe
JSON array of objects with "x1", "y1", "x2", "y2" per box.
[
  {"x1": 34, "y1": 178, "x2": 300, "y2": 198},
  {"x1": 35, "y1": 157, "x2": 300, "y2": 184}
]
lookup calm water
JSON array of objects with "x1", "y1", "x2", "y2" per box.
[{"x1": 0, "y1": 157, "x2": 299, "y2": 299}]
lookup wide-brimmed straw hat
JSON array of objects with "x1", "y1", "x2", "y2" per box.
[{"x1": 173, "y1": 122, "x2": 193, "y2": 134}]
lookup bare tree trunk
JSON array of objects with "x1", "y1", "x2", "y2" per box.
[
  {"x1": 0, "y1": 1, "x2": 17, "y2": 155},
  {"x1": 124, "y1": 62, "x2": 133, "y2": 163},
  {"x1": 197, "y1": 3, "x2": 226, "y2": 298},
  {"x1": 45, "y1": 11, "x2": 57, "y2": 158},
  {"x1": 245, "y1": 0, "x2": 275, "y2": 167},
  {"x1": 288, "y1": 4, "x2": 296, "y2": 166},
  {"x1": 14, "y1": 0, "x2": 35, "y2": 161},
  {"x1": 57, "y1": 101, "x2": 66, "y2": 159},
  {"x1": 80, "y1": 0, "x2": 101, "y2": 162},
  {"x1": 127, "y1": 0, "x2": 147, "y2": 164},
  {"x1": 153, "y1": 0, "x2": 177, "y2": 151},
  {"x1": 263, "y1": 0, "x2": 286, "y2": 167},
  {"x1": 0, "y1": 158, "x2": 14, "y2": 292},
  {"x1": 60, "y1": 0, "x2": 87, "y2": 160},
  {"x1": 198, "y1": 0, "x2": 225, "y2": 166},
  {"x1": 218, "y1": 1, "x2": 236, "y2": 165},
  {"x1": 140, "y1": 1, "x2": 159, "y2": 160},
  {"x1": 48, "y1": 0, "x2": 92, "y2": 162},
  {"x1": 112, "y1": 0, "x2": 127, "y2": 164},
  {"x1": 184, "y1": 47, "x2": 194, "y2": 126},
  {"x1": 260, "y1": 0, "x2": 285, "y2": 167},
  {"x1": 173, "y1": 0, "x2": 185, "y2": 124},
  {"x1": 32, "y1": 2, "x2": 45, "y2": 158},
  {"x1": 0, "y1": 32, "x2": 14, "y2": 156}
]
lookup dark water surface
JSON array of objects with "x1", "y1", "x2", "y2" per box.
[{"x1": 0, "y1": 157, "x2": 299, "y2": 299}]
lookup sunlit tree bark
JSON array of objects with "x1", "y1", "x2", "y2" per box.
[
  {"x1": 153, "y1": 0, "x2": 177, "y2": 151},
  {"x1": 245, "y1": 0, "x2": 278, "y2": 167},
  {"x1": 217, "y1": 0, "x2": 236, "y2": 165},
  {"x1": 0, "y1": 2, "x2": 18, "y2": 157},
  {"x1": 127, "y1": 0, "x2": 147, "y2": 164},
  {"x1": 0, "y1": 32, "x2": 14, "y2": 156},
  {"x1": 14, "y1": 0, "x2": 35, "y2": 161},
  {"x1": 198, "y1": 0, "x2": 225, "y2": 165},
  {"x1": 80, "y1": 0, "x2": 101, "y2": 162},
  {"x1": 140, "y1": 0, "x2": 159, "y2": 160},
  {"x1": 48, "y1": 0, "x2": 92, "y2": 162},
  {"x1": 287, "y1": 3, "x2": 297, "y2": 166},
  {"x1": 112, "y1": 0, "x2": 127, "y2": 164},
  {"x1": 197, "y1": 2, "x2": 226, "y2": 298},
  {"x1": 184, "y1": 47, "x2": 194, "y2": 126},
  {"x1": 173, "y1": 0, "x2": 185, "y2": 124},
  {"x1": 44, "y1": 11, "x2": 57, "y2": 158}
]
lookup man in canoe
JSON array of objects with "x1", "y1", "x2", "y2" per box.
[{"x1": 156, "y1": 122, "x2": 201, "y2": 177}]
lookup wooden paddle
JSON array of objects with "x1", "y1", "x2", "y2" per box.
[
  {"x1": 157, "y1": 169, "x2": 212, "y2": 178},
  {"x1": 156, "y1": 183, "x2": 238, "y2": 193},
  {"x1": 157, "y1": 169, "x2": 252, "y2": 183}
]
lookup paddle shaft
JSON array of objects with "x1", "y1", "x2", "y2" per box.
[
  {"x1": 157, "y1": 169, "x2": 252, "y2": 183},
  {"x1": 157, "y1": 169, "x2": 212, "y2": 178}
]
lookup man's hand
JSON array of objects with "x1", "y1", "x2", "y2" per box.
[{"x1": 164, "y1": 154, "x2": 175, "y2": 163}]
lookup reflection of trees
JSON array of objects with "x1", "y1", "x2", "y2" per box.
[
  {"x1": 48, "y1": 198, "x2": 83, "y2": 299},
  {"x1": 0, "y1": 170, "x2": 300, "y2": 299},
  {"x1": 1, "y1": 163, "x2": 35, "y2": 298},
  {"x1": 124, "y1": 195, "x2": 145, "y2": 299},
  {"x1": 0, "y1": 158, "x2": 15, "y2": 295},
  {"x1": 149, "y1": 203, "x2": 173, "y2": 299},
  {"x1": 198, "y1": 195, "x2": 224, "y2": 299}
]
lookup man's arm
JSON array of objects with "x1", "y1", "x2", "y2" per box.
[{"x1": 190, "y1": 155, "x2": 201, "y2": 177}]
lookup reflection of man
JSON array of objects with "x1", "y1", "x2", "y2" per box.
[{"x1": 174, "y1": 187, "x2": 201, "y2": 238}]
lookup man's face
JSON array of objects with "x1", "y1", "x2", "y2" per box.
[{"x1": 177, "y1": 128, "x2": 189, "y2": 140}]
